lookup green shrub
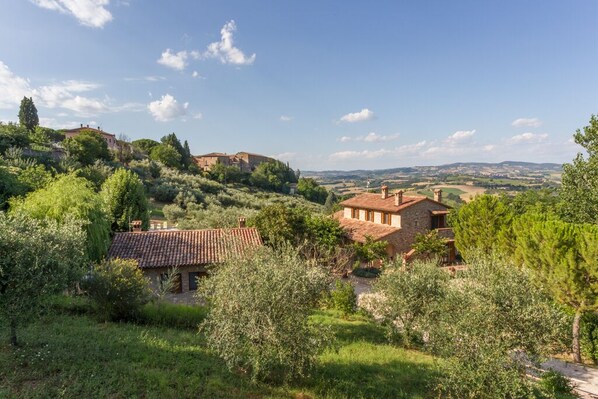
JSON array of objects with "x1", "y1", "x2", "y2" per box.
[
  {"x1": 538, "y1": 370, "x2": 575, "y2": 398},
  {"x1": 83, "y1": 258, "x2": 151, "y2": 322},
  {"x1": 48, "y1": 295, "x2": 90, "y2": 316},
  {"x1": 582, "y1": 312, "x2": 598, "y2": 364},
  {"x1": 329, "y1": 280, "x2": 357, "y2": 315},
  {"x1": 199, "y1": 245, "x2": 332, "y2": 382},
  {"x1": 351, "y1": 267, "x2": 381, "y2": 278},
  {"x1": 137, "y1": 301, "x2": 207, "y2": 329}
]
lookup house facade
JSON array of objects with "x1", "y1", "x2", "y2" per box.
[
  {"x1": 335, "y1": 186, "x2": 455, "y2": 263},
  {"x1": 63, "y1": 124, "x2": 119, "y2": 151},
  {"x1": 107, "y1": 226, "x2": 263, "y2": 293},
  {"x1": 193, "y1": 151, "x2": 274, "y2": 172}
]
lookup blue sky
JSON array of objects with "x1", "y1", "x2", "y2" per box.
[{"x1": 0, "y1": 1, "x2": 596, "y2": 170}]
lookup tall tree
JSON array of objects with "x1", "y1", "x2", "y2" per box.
[
  {"x1": 63, "y1": 130, "x2": 111, "y2": 166},
  {"x1": 18, "y1": 97, "x2": 39, "y2": 132},
  {"x1": 101, "y1": 168, "x2": 149, "y2": 231},
  {"x1": 514, "y1": 216, "x2": 598, "y2": 363},
  {"x1": 560, "y1": 114, "x2": 598, "y2": 224},
  {"x1": 161, "y1": 133, "x2": 189, "y2": 169},
  {"x1": 149, "y1": 144, "x2": 182, "y2": 169},
  {"x1": 0, "y1": 213, "x2": 86, "y2": 345},
  {"x1": 11, "y1": 174, "x2": 111, "y2": 262},
  {"x1": 450, "y1": 194, "x2": 513, "y2": 260}
]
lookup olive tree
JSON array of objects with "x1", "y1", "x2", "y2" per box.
[
  {"x1": 198, "y1": 245, "x2": 332, "y2": 382},
  {"x1": 0, "y1": 213, "x2": 86, "y2": 345}
]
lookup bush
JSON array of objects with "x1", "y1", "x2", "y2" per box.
[
  {"x1": 538, "y1": 370, "x2": 575, "y2": 398},
  {"x1": 83, "y1": 258, "x2": 151, "y2": 322},
  {"x1": 582, "y1": 312, "x2": 598, "y2": 364},
  {"x1": 329, "y1": 280, "x2": 357, "y2": 315},
  {"x1": 137, "y1": 301, "x2": 208, "y2": 329},
  {"x1": 351, "y1": 267, "x2": 381, "y2": 278},
  {"x1": 199, "y1": 245, "x2": 332, "y2": 382}
]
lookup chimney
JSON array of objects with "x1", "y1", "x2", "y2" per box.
[
  {"x1": 395, "y1": 190, "x2": 404, "y2": 206},
  {"x1": 97, "y1": 126, "x2": 101, "y2": 131},
  {"x1": 381, "y1": 185, "x2": 389, "y2": 199},
  {"x1": 80, "y1": 123, "x2": 83, "y2": 128},
  {"x1": 86, "y1": 124, "x2": 89, "y2": 128},
  {"x1": 238, "y1": 217, "x2": 246, "y2": 228},
  {"x1": 131, "y1": 220, "x2": 142, "y2": 232},
  {"x1": 434, "y1": 189, "x2": 442, "y2": 203}
]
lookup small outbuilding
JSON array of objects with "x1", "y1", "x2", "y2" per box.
[{"x1": 108, "y1": 227, "x2": 263, "y2": 293}]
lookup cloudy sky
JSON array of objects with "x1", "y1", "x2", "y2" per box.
[{"x1": 0, "y1": 1, "x2": 597, "y2": 170}]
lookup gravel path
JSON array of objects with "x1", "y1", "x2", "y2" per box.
[{"x1": 542, "y1": 359, "x2": 598, "y2": 398}]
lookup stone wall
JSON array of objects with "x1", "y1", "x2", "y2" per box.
[{"x1": 142, "y1": 265, "x2": 209, "y2": 294}]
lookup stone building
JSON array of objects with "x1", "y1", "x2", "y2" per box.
[
  {"x1": 63, "y1": 124, "x2": 120, "y2": 150},
  {"x1": 334, "y1": 186, "x2": 455, "y2": 263},
  {"x1": 107, "y1": 224, "x2": 262, "y2": 293},
  {"x1": 193, "y1": 151, "x2": 274, "y2": 172}
]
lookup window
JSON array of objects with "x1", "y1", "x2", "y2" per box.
[
  {"x1": 366, "y1": 210, "x2": 374, "y2": 222},
  {"x1": 383, "y1": 213, "x2": 391, "y2": 225},
  {"x1": 188, "y1": 271, "x2": 208, "y2": 291},
  {"x1": 352, "y1": 208, "x2": 359, "y2": 219}
]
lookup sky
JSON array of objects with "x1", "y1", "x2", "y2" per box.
[{"x1": 0, "y1": 1, "x2": 597, "y2": 171}]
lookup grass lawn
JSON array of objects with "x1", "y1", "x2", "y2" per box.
[{"x1": 0, "y1": 309, "x2": 437, "y2": 399}]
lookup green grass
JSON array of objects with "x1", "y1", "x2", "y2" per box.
[{"x1": 0, "y1": 309, "x2": 437, "y2": 399}]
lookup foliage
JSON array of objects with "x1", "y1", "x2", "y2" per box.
[
  {"x1": 18, "y1": 97, "x2": 39, "y2": 132},
  {"x1": 352, "y1": 235, "x2": 388, "y2": 264},
  {"x1": 505, "y1": 188, "x2": 560, "y2": 216},
  {"x1": 0, "y1": 213, "x2": 86, "y2": 345},
  {"x1": 327, "y1": 280, "x2": 357, "y2": 315},
  {"x1": 101, "y1": 168, "x2": 149, "y2": 231},
  {"x1": 411, "y1": 230, "x2": 447, "y2": 262},
  {"x1": 160, "y1": 133, "x2": 191, "y2": 170},
  {"x1": 297, "y1": 177, "x2": 328, "y2": 204},
  {"x1": 129, "y1": 158, "x2": 161, "y2": 179},
  {"x1": 0, "y1": 166, "x2": 27, "y2": 209},
  {"x1": 137, "y1": 301, "x2": 208, "y2": 330},
  {"x1": 323, "y1": 191, "x2": 338, "y2": 213},
  {"x1": 75, "y1": 160, "x2": 114, "y2": 190},
  {"x1": 538, "y1": 370, "x2": 575, "y2": 398},
  {"x1": 450, "y1": 194, "x2": 513, "y2": 260},
  {"x1": 176, "y1": 203, "x2": 257, "y2": 230},
  {"x1": 304, "y1": 214, "x2": 345, "y2": 250},
  {"x1": 371, "y1": 260, "x2": 450, "y2": 347},
  {"x1": 198, "y1": 245, "x2": 332, "y2": 382},
  {"x1": 560, "y1": 114, "x2": 598, "y2": 224},
  {"x1": 63, "y1": 130, "x2": 111, "y2": 166},
  {"x1": 131, "y1": 138, "x2": 160, "y2": 154},
  {"x1": 582, "y1": 312, "x2": 598, "y2": 364},
  {"x1": 250, "y1": 203, "x2": 306, "y2": 245},
  {"x1": 16, "y1": 164, "x2": 53, "y2": 191},
  {"x1": 351, "y1": 266, "x2": 381, "y2": 278},
  {"x1": 30, "y1": 126, "x2": 64, "y2": 146},
  {"x1": 430, "y1": 254, "x2": 569, "y2": 398},
  {"x1": 11, "y1": 174, "x2": 111, "y2": 262},
  {"x1": 514, "y1": 216, "x2": 598, "y2": 362},
  {"x1": 0, "y1": 122, "x2": 29, "y2": 153},
  {"x1": 208, "y1": 162, "x2": 248, "y2": 184},
  {"x1": 150, "y1": 143, "x2": 182, "y2": 169},
  {"x1": 249, "y1": 160, "x2": 298, "y2": 192},
  {"x1": 83, "y1": 258, "x2": 151, "y2": 322}
]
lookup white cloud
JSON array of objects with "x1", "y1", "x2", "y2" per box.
[
  {"x1": 339, "y1": 108, "x2": 374, "y2": 123},
  {"x1": 279, "y1": 115, "x2": 293, "y2": 122},
  {"x1": 509, "y1": 132, "x2": 548, "y2": 144},
  {"x1": 157, "y1": 49, "x2": 189, "y2": 71},
  {"x1": 512, "y1": 117, "x2": 542, "y2": 128},
  {"x1": 329, "y1": 141, "x2": 426, "y2": 161},
  {"x1": 0, "y1": 61, "x2": 32, "y2": 108},
  {"x1": 147, "y1": 94, "x2": 188, "y2": 122},
  {"x1": 205, "y1": 20, "x2": 256, "y2": 65},
  {"x1": 273, "y1": 152, "x2": 297, "y2": 161},
  {"x1": 193, "y1": 112, "x2": 203, "y2": 120},
  {"x1": 340, "y1": 132, "x2": 400, "y2": 142},
  {"x1": 31, "y1": 0, "x2": 113, "y2": 28},
  {"x1": 124, "y1": 76, "x2": 165, "y2": 82},
  {"x1": 446, "y1": 129, "x2": 475, "y2": 144},
  {"x1": 191, "y1": 71, "x2": 199, "y2": 78}
]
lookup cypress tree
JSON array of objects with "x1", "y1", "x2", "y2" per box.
[{"x1": 18, "y1": 97, "x2": 39, "y2": 132}]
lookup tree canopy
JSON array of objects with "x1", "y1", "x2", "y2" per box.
[
  {"x1": 297, "y1": 177, "x2": 328, "y2": 204},
  {"x1": 249, "y1": 160, "x2": 298, "y2": 192},
  {"x1": 18, "y1": 97, "x2": 39, "y2": 132},
  {"x1": 150, "y1": 144, "x2": 182, "y2": 169},
  {"x1": 101, "y1": 168, "x2": 149, "y2": 231},
  {"x1": 63, "y1": 130, "x2": 111, "y2": 166}
]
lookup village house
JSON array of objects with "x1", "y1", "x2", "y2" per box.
[
  {"x1": 107, "y1": 221, "x2": 262, "y2": 293},
  {"x1": 193, "y1": 151, "x2": 274, "y2": 173},
  {"x1": 334, "y1": 186, "x2": 456, "y2": 263},
  {"x1": 64, "y1": 124, "x2": 120, "y2": 151}
]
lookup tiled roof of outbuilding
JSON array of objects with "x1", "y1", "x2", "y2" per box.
[
  {"x1": 333, "y1": 211, "x2": 400, "y2": 243},
  {"x1": 108, "y1": 228, "x2": 262, "y2": 269}
]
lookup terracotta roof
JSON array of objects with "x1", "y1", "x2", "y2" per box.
[
  {"x1": 108, "y1": 228, "x2": 263, "y2": 269},
  {"x1": 333, "y1": 211, "x2": 400, "y2": 242},
  {"x1": 64, "y1": 127, "x2": 116, "y2": 138},
  {"x1": 340, "y1": 193, "x2": 434, "y2": 213},
  {"x1": 195, "y1": 152, "x2": 228, "y2": 157}
]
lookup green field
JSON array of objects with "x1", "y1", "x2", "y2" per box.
[{"x1": 0, "y1": 309, "x2": 436, "y2": 399}]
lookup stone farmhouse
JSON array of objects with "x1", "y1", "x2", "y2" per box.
[
  {"x1": 334, "y1": 186, "x2": 455, "y2": 263},
  {"x1": 194, "y1": 151, "x2": 274, "y2": 173},
  {"x1": 108, "y1": 223, "x2": 262, "y2": 293},
  {"x1": 64, "y1": 124, "x2": 120, "y2": 151}
]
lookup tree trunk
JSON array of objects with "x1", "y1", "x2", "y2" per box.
[
  {"x1": 9, "y1": 319, "x2": 17, "y2": 347},
  {"x1": 572, "y1": 310, "x2": 582, "y2": 363}
]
